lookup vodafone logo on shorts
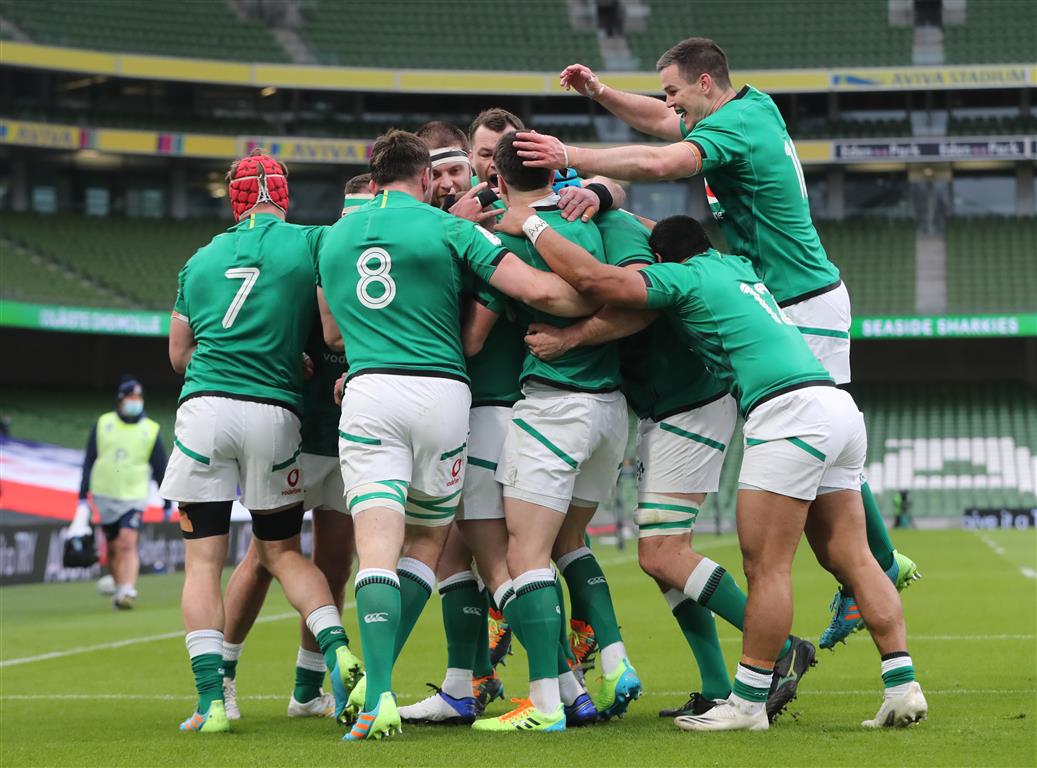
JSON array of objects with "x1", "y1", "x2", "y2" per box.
[
  {"x1": 364, "y1": 612, "x2": 389, "y2": 623},
  {"x1": 447, "y1": 457, "x2": 463, "y2": 487},
  {"x1": 281, "y1": 467, "x2": 303, "y2": 496}
]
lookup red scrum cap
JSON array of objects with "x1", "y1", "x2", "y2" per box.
[{"x1": 227, "y1": 148, "x2": 289, "y2": 220}]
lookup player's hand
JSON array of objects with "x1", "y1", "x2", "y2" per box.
[
  {"x1": 559, "y1": 63, "x2": 604, "y2": 98},
  {"x1": 68, "y1": 499, "x2": 93, "y2": 537},
  {"x1": 495, "y1": 204, "x2": 535, "y2": 237},
  {"x1": 333, "y1": 372, "x2": 348, "y2": 406},
  {"x1": 449, "y1": 182, "x2": 500, "y2": 224},
  {"x1": 525, "y1": 323, "x2": 573, "y2": 361},
  {"x1": 301, "y1": 352, "x2": 314, "y2": 380},
  {"x1": 514, "y1": 131, "x2": 569, "y2": 170},
  {"x1": 558, "y1": 186, "x2": 599, "y2": 223}
]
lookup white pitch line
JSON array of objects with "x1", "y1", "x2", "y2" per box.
[
  {"x1": 2, "y1": 688, "x2": 1034, "y2": 703},
  {"x1": 0, "y1": 605, "x2": 353, "y2": 669},
  {"x1": 976, "y1": 532, "x2": 1036, "y2": 580}
]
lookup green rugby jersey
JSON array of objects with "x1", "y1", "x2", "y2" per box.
[
  {"x1": 300, "y1": 318, "x2": 348, "y2": 457},
  {"x1": 463, "y1": 272, "x2": 524, "y2": 407},
  {"x1": 317, "y1": 189, "x2": 505, "y2": 383},
  {"x1": 173, "y1": 213, "x2": 317, "y2": 412},
  {"x1": 682, "y1": 86, "x2": 841, "y2": 305},
  {"x1": 621, "y1": 321, "x2": 727, "y2": 422},
  {"x1": 640, "y1": 250, "x2": 834, "y2": 415},
  {"x1": 595, "y1": 208, "x2": 655, "y2": 268},
  {"x1": 497, "y1": 204, "x2": 621, "y2": 393}
]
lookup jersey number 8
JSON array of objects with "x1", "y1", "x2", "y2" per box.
[{"x1": 356, "y1": 248, "x2": 397, "y2": 310}]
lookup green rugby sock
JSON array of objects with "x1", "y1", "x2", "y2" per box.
[
  {"x1": 686, "y1": 558, "x2": 793, "y2": 660},
  {"x1": 666, "y1": 590, "x2": 731, "y2": 700},
  {"x1": 185, "y1": 629, "x2": 224, "y2": 714},
  {"x1": 394, "y1": 557, "x2": 434, "y2": 661},
  {"x1": 293, "y1": 648, "x2": 325, "y2": 703},
  {"x1": 862, "y1": 482, "x2": 896, "y2": 571},
  {"x1": 439, "y1": 571, "x2": 482, "y2": 671},
  {"x1": 512, "y1": 569, "x2": 561, "y2": 683},
  {"x1": 354, "y1": 570, "x2": 401, "y2": 710},
  {"x1": 557, "y1": 548, "x2": 623, "y2": 648},
  {"x1": 473, "y1": 589, "x2": 494, "y2": 678}
]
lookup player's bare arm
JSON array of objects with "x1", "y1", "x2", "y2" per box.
[
  {"x1": 488, "y1": 251, "x2": 600, "y2": 318},
  {"x1": 515, "y1": 131, "x2": 701, "y2": 182},
  {"x1": 559, "y1": 63, "x2": 683, "y2": 141},
  {"x1": 498, "y1": 205, "x2": 650, "y2": 308},
  {"x1": 526, "y1": 306, "x2": 657, "y2": 362},
  {"x1": 168, "y1": 312, "x2": 196, "y2": 374},
  {"x1": 462, "y1": 298, "x2": 499, "y2": 357},
  {"x1": 316, "y1": 286, "x2": 344, "y2": 352}
]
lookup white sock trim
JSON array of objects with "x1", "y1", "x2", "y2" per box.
[
  {"x1": 663, "y1": 588, "x2": 687, "y2": 612},
  {"x1": 355, "y1": 567, "x2": 400, "y2": 587},
  {"x1": 296, "y1": 647, "x2": 326, "y2": 672},
  {"x1": 185, "y1": 629, "x2": 223, "y2": 659},
  {"x1": 398, "y1": 556, "x2": 436, "y2": 591},
  {"x1": 438, "y1": 569, "x2": 477, "y2": 592},
  {"x1": 441, "y1": 667, "x2": 473, "y2": 699},
  {"x1": 599, "y1": 641, "x2": 627, "y2": 676},
  {"x1": 558, "y1": 670, "x2": 585, "y2": 705},
  {"x1": 529, "y1": 677, "x2": 561, "y2": 714},
  {"x1": 304, "y1": 604, "x2": 342, "y2": 638},
  {"x1": 493, "y1": 580, "x2": 514, "y2": 611},
  {"x1": 512, "y1": 567, "x2": 556, "y2": 594},
  {"x1": 556, "y1": 546, "x2": 592, "y2": 574},
  {"x1": 222, "y1": 641, "x2": 244, "y2": 662},
  {"x1": 684, "y1": 557, "x2": 720, "y2": 602},
  {"x1": 735, "y1": 662, "x2": 774, "y2": 690},
  {"x1": 881, "y1": 655, "x2": 913, "y2": 675}
]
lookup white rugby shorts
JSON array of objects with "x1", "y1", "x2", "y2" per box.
[
  {"x1": 301, "y1": 453, "x2": 346, "y2": 513},
  {"x1": 338, "y1": 373, "x2": 471, "y2": 526},
  {"x1": 636, "y1": 394, "x2": 737, "y2": 495},
  {"x1": 739, "y1": 386, "x2": 866, "y2": 501},
  {"x1": 783, "y1": 281, "x2": 852, "y2": 385},
  {"x1": 496, "y1": 383, "x2": 627, "y2": 514},
  {"x1": 160, "y1": 396, "x2": 304, "y2": 510},
  {"x1": 457, "y1": 405, "x2": 511, "y2": 521}
]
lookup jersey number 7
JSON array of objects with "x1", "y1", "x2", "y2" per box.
[{"x1": 222, "y1": 267, "x2": 260, "y2": 328}]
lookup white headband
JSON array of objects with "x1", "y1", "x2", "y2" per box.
[{"x1": 430, "y1": 147, "x2": 470, "y2": 168}]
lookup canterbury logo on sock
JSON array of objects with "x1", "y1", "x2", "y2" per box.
[
  {"x1": 363, "y1": 612, "x2": 389, "y2": 623},
  {"x1": 462, "y1": 606, "x2": 482, "y2": 615},
  {"x1": 330, "y1": 628, "x2": 344, "y2": 635},
  {"x1": 587, "y1": 576, "x2": 606, "y2": 585}
]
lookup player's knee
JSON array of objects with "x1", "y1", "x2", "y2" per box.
[
  {"x1": 637, "y1": 541, "x2": 667, "y2": 580},
  {"x1": 179, "y1": 501, "x2": 233, "y2": 540}
]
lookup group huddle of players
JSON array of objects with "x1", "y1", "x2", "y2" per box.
[{"x1": 161, "y1": 37, "x2": 928, "y2": 741}]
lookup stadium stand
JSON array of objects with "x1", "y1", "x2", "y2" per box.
[
  {"x1": 0, "y1": 0, "x2": 289, "y2": 61},
  {"x1": 945, "y1": 217, "x2": 1037, "y2": 313},
  {"x1": 947, "y1": 114, "x2": 1036, "y2": 136},
  {"x1": 0, "y1": 214, "x2": 219, "y2": 309},
  {"x1": 817, "y1": 218, "x2": 917, "y2": 315},
  {"x1": 943, "y1": 0, "x2": 1037, "y2": 64},
  {"x1": 626, "y1": 1, "x2": 913, "y2": 70},
  {"x1": 0, "y1": 237, "x2": 114, "y2": 306},
  {"x1": 853, "y1": 382, "x2": 1037, "y2": 516},
  {"x1": 794, "y1": 118, "x2": 913, "y2": 139},
  {"x1": 298, "y1": 0, "x2": 603, "y2": 70}
]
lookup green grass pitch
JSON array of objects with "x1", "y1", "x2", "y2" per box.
[{"x1": 1, "y1": 529, "x2": 1034, "y2": 767}]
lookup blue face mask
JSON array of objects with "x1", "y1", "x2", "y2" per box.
[{"x1": 122, "y1": 400, "x2": 144, "y2": 418}]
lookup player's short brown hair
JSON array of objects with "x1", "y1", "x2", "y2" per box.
[
  {"x1": 468, "y1": 108, "x2": 525, "y2": 141},
  {"x1": 656, "y1": 37, "x2": 731, "y2": 88},
  {"x1": 416, "y1": 121, "x2": 470, "y2": 152},
  {"x1": 493, "y1": 131, "x2": 552, "y2": 192},
  {"x1": 369, "y1": 130, "x2": 430, "y2": 185},
  {"x1": 344, "y1": 172, "x2": 372, "y2": 195}
]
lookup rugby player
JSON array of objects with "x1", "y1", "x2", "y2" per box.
[
  {"x1": 161, "y1": 150, "x2": 360, "y2": 734},
  {"x1": 525, "y1": 214, "x2": 815, "y2": 723},
  {"x1": 218, "y1": 173, "x2": 373, "y2": 721},
  {"x1": 517, "y1": 40, "x2": 920, "y2": 647},
  {"x1": 316, "y1": 130, "x2": 603, "y2": 741},
  {"x1": 502, "y1": 206, "x2": 928, "y2": 732},
  {"x1": 469, "y1": 133, "x2": 640, "y2": 734}
]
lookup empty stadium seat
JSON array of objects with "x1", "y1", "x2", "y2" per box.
[
  {"x1": 946, "y1": 217, "x2": 1037, "y2": 313},
  {"x1": 943, "y1": 0, "x2": 1037, "y2": 65},
  {"x1": 816, "y1": 218, "x2": 917, "y2": 315}
]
